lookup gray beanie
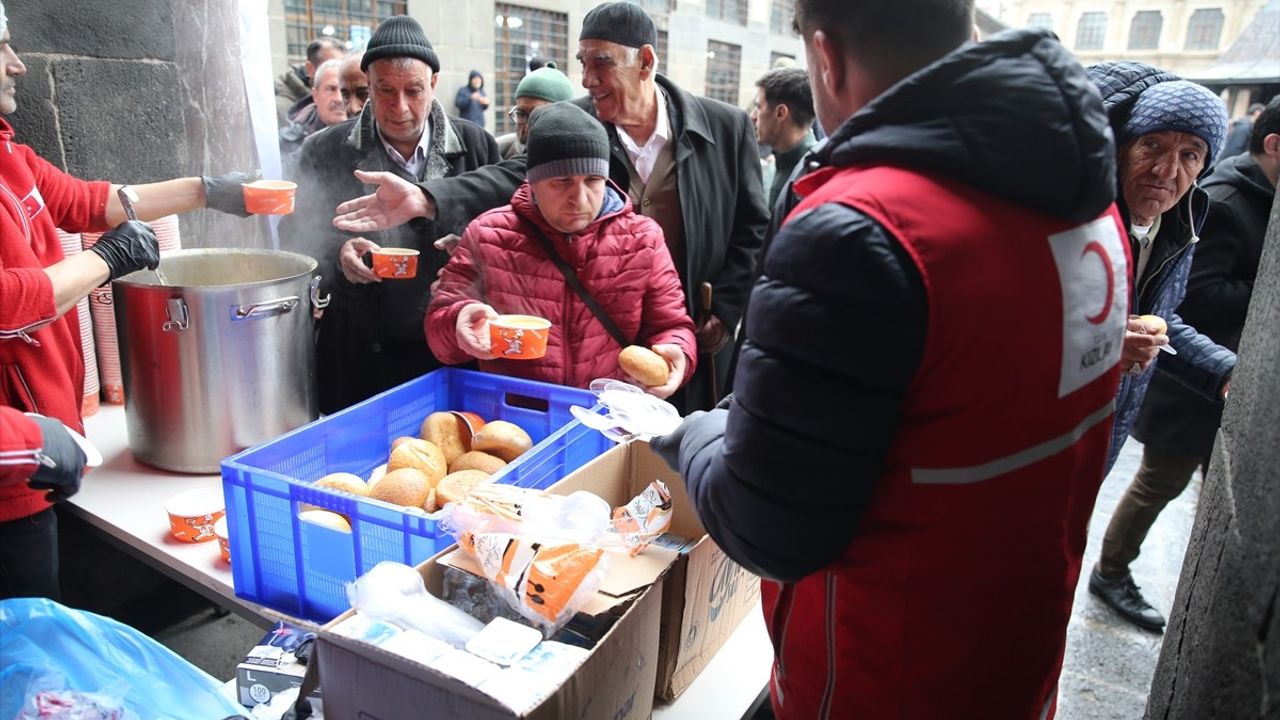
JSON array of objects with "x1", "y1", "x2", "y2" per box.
[{"x1": 526, "y1": 103, "x2": 611, "y2": 183}]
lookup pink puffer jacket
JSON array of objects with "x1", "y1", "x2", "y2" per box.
[{"x1": 426, "y1": 182, "x2": 696, "y2": 389}]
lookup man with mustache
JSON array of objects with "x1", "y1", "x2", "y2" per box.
[{"x1": 279, "y1": 57, "x2": 349, "y2": 174}]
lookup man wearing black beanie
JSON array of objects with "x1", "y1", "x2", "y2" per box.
[
  {"x1": 334, "y1": 1, "x2": 769, "y2": 413},
  {"x1": 280, "y1": 15, "x2": 500, "y2": 414}
]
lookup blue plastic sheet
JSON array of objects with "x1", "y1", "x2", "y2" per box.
[{"x1": 0, "y1": 598, "x2": 244, "y2": 719}]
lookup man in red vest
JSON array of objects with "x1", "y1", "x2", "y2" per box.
[{"x1": 651, "y1": 2, "x2": 1129, "y2": 717}]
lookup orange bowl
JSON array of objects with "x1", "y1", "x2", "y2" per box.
[
  {"x1": 164, "y1": 487, "x2": 225, "y2": 543},
  {"x1": 489, "y1": 315, "x2": 551, "y2": 360},
  {"x1": 242, "y1": 180, "x2": 296, "y2": 215},
  {"x1": 371, "y1": 247, "x2": 420, "y2": 279}
]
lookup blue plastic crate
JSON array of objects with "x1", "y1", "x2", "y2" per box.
[{"x1": 220, "y1": 368, "x2": 612, "y2": 622}]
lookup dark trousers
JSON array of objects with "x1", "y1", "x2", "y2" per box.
[
  {"x1": 1098, "y1": 445, "x2": 1207, "y2": 578},
  {"x1": 0, "y1": 507, "x2": 60, "y2": 600}
]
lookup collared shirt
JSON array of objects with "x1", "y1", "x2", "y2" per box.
[
  {"x1": 378, "y1": 118, "x2": 431, "y2": 176},
  {"x1": 615, "y1": 85, "x2": 670, "y2": 185},
  {"x1": 1131, "y1": 214, "x2": 1162, "y2": 284}
]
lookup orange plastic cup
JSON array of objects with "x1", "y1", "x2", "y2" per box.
[
  {"x1": 164, "y1": 487, "x2": 225, "y2": 543},
  {"x1": 242, "y1": 180, "x2": 297, "y2": 215},
  {"x1": 371, "y1": 247, "x2": 420, "y2": 279},
  {"x1": 490, "y1": 315, "x2": 551, "y2": 360},
  {"x1": 213, "y1": 516, "x2": 231, "y2": 563}
]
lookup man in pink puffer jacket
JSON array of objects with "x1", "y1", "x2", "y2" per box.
[{"x1": 426, "y1": 102, "x2": 695, "y2": 396}]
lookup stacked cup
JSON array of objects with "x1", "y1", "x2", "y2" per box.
[{"x1": 55, "y1": 229, "x2": 100, "y2": 416}]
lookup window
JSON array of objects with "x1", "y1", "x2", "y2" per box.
[
  {"x1": 283, "y1": 0, "x2": 406, "y2": 63},
  {"x1": 1075, "y1": 12, "x2": 1107, "y2": 51},
  {"x1": 494, "y1": 5, "x2": 570, "y2": 135},
  {"x1": 705, "y1": 40, "x2": 742, "y2": 105},
  {"x1": 1128, "y1": 11, "x2": 1162, "y2": 50},
  {"x1": 636, "y1": 0, "x2": 675, "y2": 14},
  {"x1": 655, "y1": 29, "x2": 669, "y2": 76},
  {"x1": 1027, "y1": 12, "x2": 1053, "y2": 31},
  {"x1": 706, "y1": 0, "x2": 748, "y2": 26},
  {"x1": 771, "y1": 0, "x2": 796, "y2": 35},
  {"x1": 1185, "y1": 8, "x2": 1224, "y2": 50}
]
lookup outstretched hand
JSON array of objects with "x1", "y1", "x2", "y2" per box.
[{"x1": 333, "y1": 170, "x2": 435, "y2": 233}]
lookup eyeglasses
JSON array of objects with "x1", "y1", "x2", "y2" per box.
[{"x1": 507, "y1": 107, "x2": 530, "y2": 124}]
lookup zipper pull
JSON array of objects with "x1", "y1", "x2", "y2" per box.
[{"x1": 34, "y1": 450, "x2": 56, "y2": 469}]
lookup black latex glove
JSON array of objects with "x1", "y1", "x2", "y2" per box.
[
  {"x1": 649, "y1": 410, "x2": 707, "y2": 473},
  {"x1": 27, "y1": 415, "x2": 87, "y2": 503},
  {"x1": 88, "y1": 220, "x2": 160, "y2": 281},
  {"x1": 201, "y1": 170, "x2": 261, "y2": 217}
]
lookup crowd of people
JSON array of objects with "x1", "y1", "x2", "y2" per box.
[{"x1": 2, "y1": 0, "x2": 1277, "y2": 716}]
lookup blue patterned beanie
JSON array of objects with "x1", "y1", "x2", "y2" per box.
[{"x1": 1121, "y1": 80, "x2": 1228, "y2": 173}]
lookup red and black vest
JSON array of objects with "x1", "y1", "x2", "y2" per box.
[{"x1": 763, "y1": 165, "x2": 1129, "y2": 719}]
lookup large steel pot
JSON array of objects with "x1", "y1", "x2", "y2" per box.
[{"x1": 113, "y1": 249, "x2": 328, "y2": 472}]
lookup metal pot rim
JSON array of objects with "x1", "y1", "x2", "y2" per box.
[{"x1": 113, "y1": 248, "x2": 318, "y2": 290}]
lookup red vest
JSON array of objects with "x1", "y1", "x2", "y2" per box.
[{"x1": 763, "y1": 165, "x2": 1129, "y2": 719}]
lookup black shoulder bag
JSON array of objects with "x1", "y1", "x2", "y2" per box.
[{"x1": 527, "y1": 226, "x2": 631, "y2": 349}]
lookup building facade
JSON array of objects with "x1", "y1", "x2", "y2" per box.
[{"x1": 266, "y1": 0, "x2": 806, "y2": 135}]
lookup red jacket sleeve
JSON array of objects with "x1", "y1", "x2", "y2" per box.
[
  {"x1": 426, "y1": 226, "x2": 487, "y2": 366},
  {"x1": 25, "y1": 144, "x2": 111, "y2": 234},
  {"x1": 0, "y1": 262, "x2": 58, "y2": 342},
  {"x1": 634, "y1": 217, "x2": 698, "y2": 383},
  {"x1": 0, "y1": 406, "x2": 43, "y2": 485}
]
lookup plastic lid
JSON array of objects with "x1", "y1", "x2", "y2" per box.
[{"x1": 569, "y1": 380, "x2": 682, "y2": 442}]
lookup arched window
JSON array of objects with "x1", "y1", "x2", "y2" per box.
[
  {"x1": 1185, "y1": 8, "x2": 1225, "y2": 50},
  {"x1": 1128, "y1": 11, "x2": 1163, "y2": 50},
  {"x1": 1076, "y1": 12, "x2": 1108, "y2": 51}
]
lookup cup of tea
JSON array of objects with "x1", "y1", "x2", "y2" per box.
[
  {"x1": 489, "y1": 315, "x2": 552, "y2": 360},
  {"x1": 165, "y1": 487, "x2": 225, "y2": 543},
  {"x1": 242, "y1": 180, "x2": 297, "y2": 215},
  {"x1": 371, "y1": 247, "x2": 420, "y2": 279}
]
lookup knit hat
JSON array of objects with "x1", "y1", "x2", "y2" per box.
[
  {"x1": 515, "y1": 67, "x2": 575, "y2": 104},
  {"x1": 1121, "y1": 80, "x2": 1228, "y2": 172},
  {"x1": 361, "y1": 16, "x2": 440, "y2": 74},
  {"x1": 525, "y1": 103, "x2": 610, "y2": 183},
  {"x1": 580, "y1": 2, "x2": 657, "y2": 49}
]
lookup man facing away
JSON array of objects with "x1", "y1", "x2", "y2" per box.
[{"x1": 649, "y1": 1, "x2": 1128, "y2": 716}]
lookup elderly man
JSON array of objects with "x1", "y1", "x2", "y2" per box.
[
  {"x1": 1086, "y1": 68, "x2": 1249, "y2": 633},
  {"x1": 279, "y1": 57, "x2": 347, "y2": 171},
  {"x1": 276, "y1": 36, "x2": 345, "y2": 128},
  {"x1": 649, "y1": 1, "x2": 1128, "y2": 715},
  {"x1": 279, "y1": 16, "x2": 500, "y2": 414},
  {"x1": 0, "y1": 2, "x2": 255, "y2": 599},
  {"x1": 333, "y1": 1, "x2": 769, "y2": 413},
  {"x1": 750, "y1": 67, "x2": 816, "y2": 209},
  {"x1": 495, "y1": 65, "x2": 575, "y2": 159},
  {"x1": 339, "y1": 51, "x2": 368, "y2": 119}
]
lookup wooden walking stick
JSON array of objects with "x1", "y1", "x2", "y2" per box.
[{"x1": 700, "y1": 281, "x2": 719, "y2": 406}]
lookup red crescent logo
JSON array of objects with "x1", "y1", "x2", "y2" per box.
[{"x1": 1081, "y1": 241, "x2": 1114, "y2": 325}]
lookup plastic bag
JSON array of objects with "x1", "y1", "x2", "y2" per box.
[
  {"x1": 14, "y1": 669, "x2": 132, "y2": 720},
  {"x1": 0, "y1": 598, "x2": 244, "y2": 720},
  {"x1": 346, "y1": 561, "x2": 485, "y2": 647}
]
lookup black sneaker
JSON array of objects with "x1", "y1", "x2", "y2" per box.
[{"x1": 1088, "y1": 567, "x2": 1166, "y2": 632}]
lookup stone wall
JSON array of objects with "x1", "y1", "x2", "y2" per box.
[
  {"x1": 7, "y1": 0, "x2": 269, "y2": 248},
  {"x1": 1145, "y1": 193, "x2": 1279, "y2": 717}
]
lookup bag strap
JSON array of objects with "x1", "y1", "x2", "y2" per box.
[{"x1": 527, "y1": 224, "x2": 631, "y2": 349}]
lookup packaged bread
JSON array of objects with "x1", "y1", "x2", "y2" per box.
[
  {"x1": 450, "y1": 450, "x2": 507, "y2": 475},
  {"x1": 470, "y1": 421, "x2": 533, "y2": 462},
  {"x1": 370, "y1": 468, "x2": 433, "y2": 508},
  {"x1": 619, "y1": 345, "x2": 670, "y2": 387},
  {"x1": 436, "y1": 470, "x2": 493, "y2": 507},
  {"x1": 387, "y1": 438, "x2": 448, "y2": 487}
]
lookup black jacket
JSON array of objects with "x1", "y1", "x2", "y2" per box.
[
  {"x1": 418, "y1": 76, "x2": 770, "y2": 411},
  {"x1": 280, "y1": 101, "x2": 499, "y2": 413},
  {"x1": 651, "y1": 30, "x2": 1118, "y2": 581},
  {"x1": 1132, "y1": 152, "x2": 1272, "y2": 456}
]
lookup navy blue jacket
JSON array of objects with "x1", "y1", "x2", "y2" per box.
[
  {"x1": 1087, "y1": 62, "x2": 1236, "y2": 473},
  {"x1": 651, "y1": 30, "x2": 1118, "y2": 581}
]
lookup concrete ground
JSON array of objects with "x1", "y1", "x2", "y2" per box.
[{"x1": 145, "y1": 438, "x2": 1198, "y2": 718}]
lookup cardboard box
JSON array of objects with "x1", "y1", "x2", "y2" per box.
[
  {"x1": 316, "y1": 541, "x2": 673, "y2": 719},
  {"x1": 547, "y1": 440, "x2": 761, "y2": 701},
  {"x1": 236, "y1": 621, "x2": 322, "y2": 710}
]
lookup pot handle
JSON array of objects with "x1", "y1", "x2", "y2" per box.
[
  {"x1": 162, "y1": 297, "x2": 189, "y2": 333},
  {"x1": 310, "y1": 275, "x2": 331, "y2": 310},
  {"x1": 232, "y1": 296, "x2": 300, "y2": 321}
]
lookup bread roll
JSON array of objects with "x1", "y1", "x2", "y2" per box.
[
  {"x1": 314, "y1": 472, "x2": 369, "y2": 497},
  {"x1": 298, "y1": 509, "x2": 352, "y2": 532},
  {"x1": 367, "y1": 463, "x2": 388, "y2": 488},
  {"x1": 450, "y1": 450, "x2": 507, "y2": 475},
  {"x1": 619, "y1": 345, "x2": 670, "y2": 387},
  {"x1": 370, "y1": 468, "x2": 432, "y2": 508},
  {"x1": 436, "y1": 470, "x2": 493, "y2": 507},
  {"x1": 387, "y1": 439, "x2": 447, "y2": 488},
  {"x1": 420, "y1": 412, "x2": 469, "y2": 465},
  {"x1": 1137, "y1": 314, "x2": 1168, "y2": 335},
  {"x1": 390, "y1": 436, "x2": 416, "y2": 453},
  {"x1": 470, "y1": 421, "x2": 533, "y2": 462},
  {"x1": 423, "y1": 487, "x2": 438, "y2": 514}
]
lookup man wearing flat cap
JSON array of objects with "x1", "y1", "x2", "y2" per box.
[
  {"x1": 334, "y1": 1, "x2": 770, "y2": 413},
  {"x1": 280, "y1": 15, "x2": 500, "y2": 414}
]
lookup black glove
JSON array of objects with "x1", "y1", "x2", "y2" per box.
[
  {"x1": 649, "y1": 410, "x2": 707, "y2": 473},
  {"x1": 201, "y1": 170, "x2": 262, "y2": 217},
  {"x1": 89, "y1": 220, "x2": 160, "y2": 281},
  {"x1": 28, "y1": 415, "x2": 87, "y2": 503}
]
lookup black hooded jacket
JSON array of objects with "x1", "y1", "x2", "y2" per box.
[{"x1": 651, "y1": 30, "x2": 1118, "y2": 581}]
